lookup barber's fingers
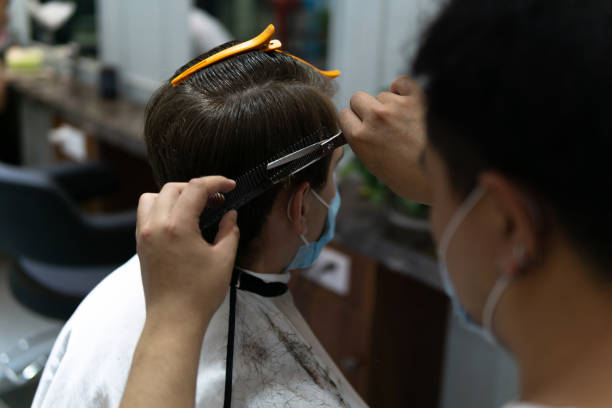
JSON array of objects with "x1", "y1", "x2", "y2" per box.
[
  {"x1": 339, "y1": 107, "x2": 364, "y2": 139},
  {"x1": 376, "y1": 91, "x2": 405, "y2": 105},
  {"x1": 151, "y1": 182, "x2": 185, "y2": 219},
  {"x1": 349, "y1": 91, "x2": 381, "y2": 122},
  {"x1": 389, "y1": 75, "x2": 420, "y2": 96},
  {"x1": 172, "y1": 176, "x2": 236, "y2": 228},
  {"x1": 214, "y1": 210, "x2": 240, "y2": 257},
  {"x1": 136, "y1": 193, "x2": 157, "y2": 238}
]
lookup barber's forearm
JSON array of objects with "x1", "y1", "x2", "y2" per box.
[
  {"x1": 124, "y1": 177, "x2": 240, "y2": 408},
  {"x1": 380, "y1": 159, "x2": 432, "y2": 206},
  {"x1": 120, "y1": 314, "x2": 210, "y2": 408}
]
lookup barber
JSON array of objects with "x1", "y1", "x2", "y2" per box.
[{"x1": 122, "y1": 0, "x2": 612, "y2": 407}]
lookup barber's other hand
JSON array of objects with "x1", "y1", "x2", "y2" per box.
[
  {"x1": 136, "y1": 176, "x2": 240, "y2": 328},
  {"x1": 340, "y1": 75, "x2": 431, "y2": 205}
]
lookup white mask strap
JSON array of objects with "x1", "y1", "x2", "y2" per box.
[
  {"x1": 482, "y1": 274, "x2": 512, "y2": 338},
  {"x1": 437, "y1": 186, "x2": 487, "y2": 258},
  {"x1": 310, "y1": 189, "x2": 330, "y2": 209}
]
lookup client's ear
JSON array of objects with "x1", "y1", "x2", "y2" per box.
[{"x1": 288, "y1": 182, "x2": 311, "y2": 235}]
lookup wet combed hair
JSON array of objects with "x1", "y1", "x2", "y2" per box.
[
  {"x1": 413, "y1": 0, "x2": 612, "y2": 270},
  {"x1": 145, "y1": 42, "x2": 338, "y2": 254}
]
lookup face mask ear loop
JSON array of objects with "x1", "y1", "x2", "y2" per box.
[
  {"x1": 310, "y1": 189, "x2": 331, "y2": 209},
  {"x1": 482, "y1": 274, "x2": 512, "y2": 345},
  {"x1": 437, "y1": 186, "x2": 487, "y2": 259}
]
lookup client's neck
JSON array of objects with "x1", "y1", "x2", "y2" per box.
[
  {"x1": 237, "y1": 242, "x2": 292, "y2": 275},
  {"x1": 237, "y1": 258, "x2": 285, "y2": 275},
  {"x1": 237, "y1": 214, "x2": 301, "y2": 275}
]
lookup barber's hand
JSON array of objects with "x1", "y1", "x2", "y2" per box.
[
  {"x1": 340, "y1": 75, "x2": 431, "y2": 205},
  {"x1": 136, "y1": 176, "x2": 240, "y2": 328},
  {"x1": 122, "y1": 177, "x2": 238, "y2": 408}
]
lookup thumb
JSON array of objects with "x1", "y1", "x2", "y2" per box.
[{"x1": 214, "y1": 210, "x2": 240, "y2": 257}]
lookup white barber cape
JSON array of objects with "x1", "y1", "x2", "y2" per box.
[{"x1": 32, "y1": 255, "x2": 367, "y2": 408}]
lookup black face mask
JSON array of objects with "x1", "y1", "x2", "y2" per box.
[{"x1": 223, "y1": 268, "x2": 288, "y2": 408}]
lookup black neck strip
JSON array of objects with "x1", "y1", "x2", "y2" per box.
[
  {"x1": 222, "y1": 268, "x2": 288, "y2": 408},
  {"x1": 236, "y1": 270, "x2": 288, "y2": 297}
]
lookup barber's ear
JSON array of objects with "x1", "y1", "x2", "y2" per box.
[
  {"x1": 288, "y1": 182, "x2": 311, "y2": 235},
  {"x1": 479, "y1": 172, "x2": 540, "y2": 275}
]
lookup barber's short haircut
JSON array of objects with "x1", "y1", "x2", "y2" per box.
[
  {"x1": 414, "y1": 0, "x2": 612, "y2": 271},
  {"x1": 145, "y1": 42, "x2": 338, "y2": 254}
]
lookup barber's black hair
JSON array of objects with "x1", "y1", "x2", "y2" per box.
[
  {"x1": 413, "y1": 0, "x2": 612, "y2": 270},
  {"x1": 145, "y1": 42, "x2": 337, "y2": 256}
]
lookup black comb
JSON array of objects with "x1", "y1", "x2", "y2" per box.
[{"x1": 199, "y1": 129, "x2": 346, "y2": 231}]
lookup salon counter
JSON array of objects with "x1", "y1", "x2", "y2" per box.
[{"x1": 8, "y1": 69, "x2": 147, "y2": 163}]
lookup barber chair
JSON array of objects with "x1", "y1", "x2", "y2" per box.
[
  {"x1": 0, "y1": 161, "x2": 137, "y2": 399},
  {"x1": 0, "y1": 161, "x2": 136, "y2": 320}
]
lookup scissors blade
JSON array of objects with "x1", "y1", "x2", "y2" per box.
[{"x1": 266, "y1": 131, "x2": 345, "y2": 171}]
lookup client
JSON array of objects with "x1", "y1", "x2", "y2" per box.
[{"x1": 32, "y1": 26, "x2": 366, "y2": 408}]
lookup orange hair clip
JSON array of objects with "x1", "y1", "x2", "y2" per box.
[{"x1": 171, "y1": 24, "x2": 340, "y2": 87}]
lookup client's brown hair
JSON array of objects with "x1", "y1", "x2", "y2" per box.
[{"x1": 144, "y1": 41, "x2": 338, "y2": 256}]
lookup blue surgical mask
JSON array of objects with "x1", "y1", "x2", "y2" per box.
[
  {"x1": 437, "y1": 186, "x2": 512, "y2": 345},
  {"x1": 286, "y1": 184, "x2": 340, "y2": 270}
]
